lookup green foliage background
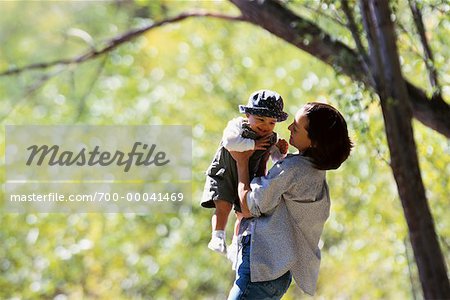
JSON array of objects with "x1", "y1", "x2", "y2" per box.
[{"x1": 0, "y1": 1, "x2": 448, "y2": 299}]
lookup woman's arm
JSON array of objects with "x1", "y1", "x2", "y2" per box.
[
  {"x1": 230, "y1": 150, "x2": 254, "y2": 218},
  {"x1": 232, "y1": 152, "x2": 295, "y2": 218},
  {"x1": 255, "y1": 151, "x2": 270, "y2": 177}
]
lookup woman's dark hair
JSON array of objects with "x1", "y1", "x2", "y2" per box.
[{"x1": 302, "y1": 102, "x2": 353, "y2": 170}]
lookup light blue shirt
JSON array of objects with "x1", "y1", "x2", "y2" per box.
[{"x1": 246, "y1": 154, "x2": 330, "y2": 296}]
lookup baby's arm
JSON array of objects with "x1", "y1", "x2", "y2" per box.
[
  {"x1": 270, "y1": 138, "x2": 288, "y2": 163},
  {"x1": 276, "y1": 139, "x2": 288, "y2": 154},
  {"x1": 222, "y1": 117, "x2": 255, "y2": 152}
]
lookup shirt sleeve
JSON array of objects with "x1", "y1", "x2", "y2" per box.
[
  {"x1": 269, "y1": 145, "x2": 287, "y2": 164},
  {"x1": 222, "y1": 117, "x2": 255, "y2": 152},
  {"x1": 246, "y1": 162, "x2": 293, "y2": 217}
]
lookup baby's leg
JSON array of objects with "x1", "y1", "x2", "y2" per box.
[
  {"x1": 212, "y1": 200, "x2": 232, "y2": 231},
  {"x1": 208, "y1": 200, "x2": 232, "y2": 254}
]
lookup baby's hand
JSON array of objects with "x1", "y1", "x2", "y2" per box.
[{"x1": 276, "y1": 139, "x2": 289, "y2": 154}]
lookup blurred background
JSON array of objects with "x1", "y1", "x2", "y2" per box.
[{"x1": 0, "y1": 1, "x2": 448, "y2": 299}]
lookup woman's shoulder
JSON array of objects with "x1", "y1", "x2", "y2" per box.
[
  {"x1": 282, "y1": 154, "x2": 314, "y2": 167},
  {"x1": 280, "y1": 154, "x2": 324, "y2": 177}
]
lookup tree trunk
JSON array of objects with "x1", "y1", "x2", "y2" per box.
[
  {"x1": 229, "y1": 0, "x2": 450, "y2": 138},
  {"x1": 360, "y1": 0, "x2": 450, "y2": 298}
]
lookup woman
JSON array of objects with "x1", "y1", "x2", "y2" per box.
[{"x1": 227, "y1": 102, "x2": 353, "y2": 299}]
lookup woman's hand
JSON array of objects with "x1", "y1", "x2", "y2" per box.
[
  {"x1": 254, "y1": 134, "x2": 272, "y2": 150},
  {"x1": 236, "y1": 211, "x2": 252, "y2": 220}
]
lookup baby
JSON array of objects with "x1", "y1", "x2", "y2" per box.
[{"x1": 201, "y1": 90, "x2": 289, "y2": 254}]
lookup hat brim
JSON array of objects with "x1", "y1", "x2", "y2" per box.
[{"x1": 239, "y1": 106, "x2": 288, "y2": 122}]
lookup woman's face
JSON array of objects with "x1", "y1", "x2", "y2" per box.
[{"x1": 288, "y1": 107, "x2": 312, "y2": 151}]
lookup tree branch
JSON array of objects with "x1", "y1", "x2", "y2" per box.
[
  {"x1": 297, "y1": 2, "x2": 347, "y2": 28},
  {"x1": 0, "y1": 11, "x2": 244, "y2": 77},
  {"x1": 359, "y1": 0, "x2": 386, "y2": 98},
  {"x1": 396, "y1": 21, "x2": 425, "y2": 59},
  {"x1": 341, "y1": 0, "x2": 374, "y2": 87},
  {"x1": 229, "y1": 0, "x2": 450, "y2": 138},
  {"x1": 0, "y1": 67, "x2": 66, "y2": 122},
  {"x1": 342, "y1": 0, "x2": 368, "y2": 60},
  {"x1": 75, "y1": 55, "x2": 108, "y2": 122},
  {"x1": 408, "y1": 0, "x2": 441, "y2": 100},
  {"x1": 1, "y1": 3, "x2": 449, "y2": 138}
]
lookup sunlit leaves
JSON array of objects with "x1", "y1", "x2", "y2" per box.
[{"x1": 0, "y1": 1, "x2": 448, "y2": 299}]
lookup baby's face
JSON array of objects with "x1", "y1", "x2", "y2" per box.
[{"x1": 246, "y1": 114, "x2": 277, "y2": 136}]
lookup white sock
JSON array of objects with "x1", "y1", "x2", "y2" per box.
[
  {"x1": 231, "y1": 235, "x2": 238, "y2": 244},
  {"x1": 212, "y1": 230, "x2": 226, "y2": 240}
]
